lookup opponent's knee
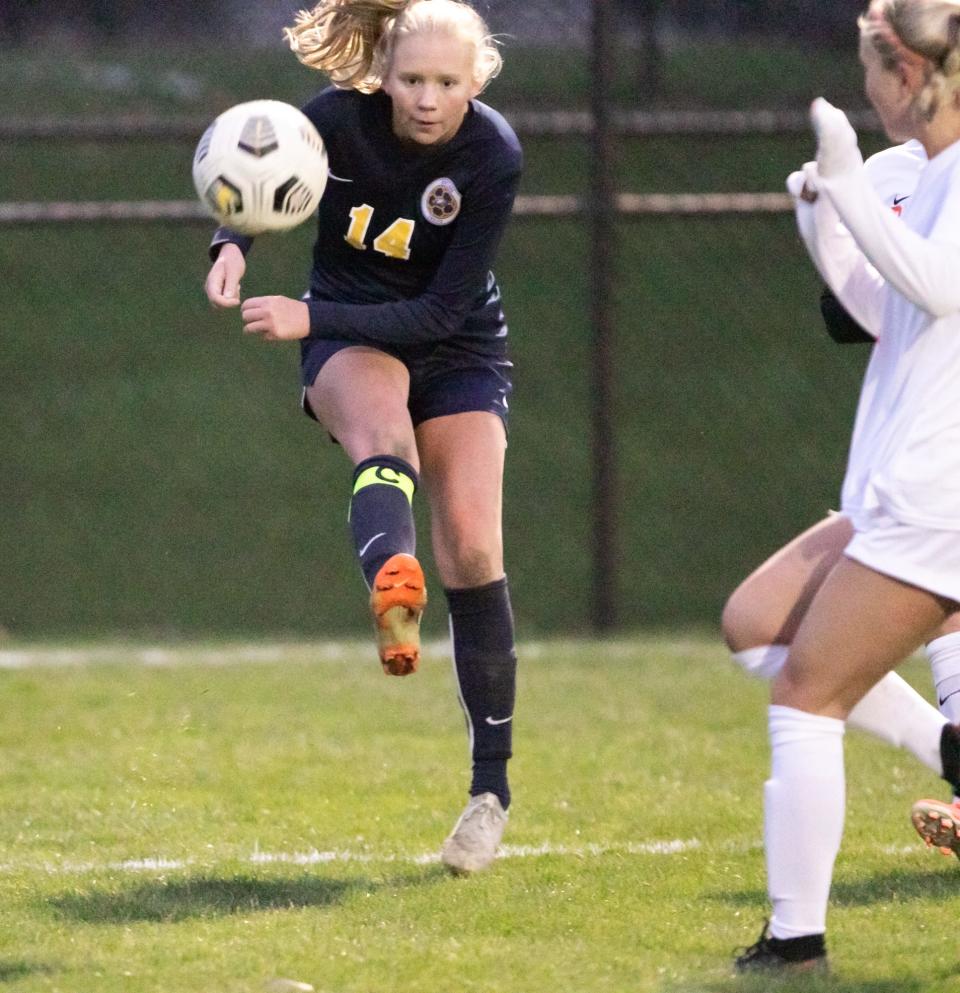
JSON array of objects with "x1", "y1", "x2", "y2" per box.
[
  {"x1": 721, "y1": 587, "x2": 763, "y2": 652},
  {"x1": 731, "y1": 644, "x2": 789, "y2": 680}
]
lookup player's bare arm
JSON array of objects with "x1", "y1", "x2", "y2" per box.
[
  {"x1": 205, "y1": 243, "x2": 246, "y2": 309},
  {"x1": 241, "y1": 296, "x2": 311, "y2": 341}
]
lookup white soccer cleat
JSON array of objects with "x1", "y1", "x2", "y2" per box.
[{"x1": 441, "y1": 792, "x2": 507, "y2": 875}]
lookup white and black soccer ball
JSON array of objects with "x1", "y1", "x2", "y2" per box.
[{"x1": 192, "y1": 99, "x2": 328, "y2": 235}]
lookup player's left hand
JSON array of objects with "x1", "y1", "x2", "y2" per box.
[
  {"x1": 241, "y1": 296, "x2": 310, "y2": 341},
  {"x1": 810, "y1": 97, "x2": 863, "y2": 178}
]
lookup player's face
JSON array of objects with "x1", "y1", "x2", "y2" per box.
[
  {"x1": 860, "y1": 34, "x2": 915, "y2": 142},
  {"x1": 382, "y1": 32, "x2": 481, "y2": 146}
]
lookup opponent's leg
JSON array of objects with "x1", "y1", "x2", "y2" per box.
[
  {"x1": 910, "y1": 725, "x2": 960, "y2": 858},
  {"x1": 722, "y1": 514, "x2": 852, "y2": 653},
  {"x1": 927, "y1": 620, "x2": 960, "y2": 723},
  {"x1": 736, "y1": 703, "x2": 839, "y2": 974},
  {"x1": 909, "y1": 617, "x2": 960, "y2": 854},
  {"x1": 417, "y1": 411, "x2": 514, "y2": 873},
  {"x1": 724, "y1": 515, "x2": 947, "y2": 771},
  {"x1": 738, "y1": 558, "x2": 948, "y2": 973}
]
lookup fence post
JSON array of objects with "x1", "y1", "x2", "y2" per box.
[{"x1": 590, "y1": 0, "x2": 618, "y2": 631}]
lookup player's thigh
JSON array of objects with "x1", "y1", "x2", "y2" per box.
[
  {"x1": 305, "y1": 345, "x2": 417, "y2": 466},
  {"x1": 774, "y1": 555, "x2": 949, "y2": 717},
  {"x1": 721, "y1": 513, "x2": 853, "y2": 651},
  {"x1": 415, "y1": 411, "x2": 506, "y2": 589}
]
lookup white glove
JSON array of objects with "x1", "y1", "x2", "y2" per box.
[{"x1": 810, "y1": 97, "x2": 862, "y2": 178}]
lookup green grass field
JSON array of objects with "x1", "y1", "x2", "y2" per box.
[{"x1": 0, "y1": 638, "x2": 955, "y2": 992}]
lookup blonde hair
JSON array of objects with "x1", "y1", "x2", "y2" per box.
[
  {"x1": 284, "y1": 0, "x2": 502, "y2": 94},
  {"x1": 860, "y1": 0, "x2": 960, "y2": 119}
]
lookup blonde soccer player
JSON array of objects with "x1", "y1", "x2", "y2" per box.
[
  {"x1": 204, "y1": 0, "x2": 522, "y2": 874},
  {"x1": 734, "y1": 0, "x2": 960, "y2": 972},
  {"x1": 722, "y1": 136, "x2": 960, "y2": 864}
]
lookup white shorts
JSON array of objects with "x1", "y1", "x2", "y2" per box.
[{"x1": 845, "y1": 510, "x2": 960, "y2": 604}]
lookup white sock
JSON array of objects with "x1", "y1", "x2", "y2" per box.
[
  {"x1": 927, "y1": 632, "x2": 960, "y2": 723},
  {"x1": 733, "y1": 644, "x2": 789, "y2": 680},
  {"x1": 846, "y1": 670, "x2": 946, "y2": 773},
  {"x1": 766, "y1": 705, "x2": 845, "y2": 938},
  {"x1": 734, "y1": 645, "x2": 945, "y2": 772}
]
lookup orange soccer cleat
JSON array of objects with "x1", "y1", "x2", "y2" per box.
[
  {"x1": 911, "y1": 798, "x2": 960, "y2": 860},
  {"x1": 370, "y1": 553, "x2": 427, "y2": 676}
]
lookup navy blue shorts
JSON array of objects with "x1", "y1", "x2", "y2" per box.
[{"x1": 300, "y1": 336, "x2": 513, "y2": 431}]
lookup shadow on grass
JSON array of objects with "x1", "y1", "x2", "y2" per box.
[
  {"x1": 712, "y1": 864, "x2": 958, "y2": 909},
  {"x1": 0, "y1": 961, "x2": 58, "y2": 983},
  {"x1": 830, "y1": 864, "x2": 960, "y2": 906},
  {"x1": 664, "y1": 976, "x2": 926, "y2": 993},
  {"x1": 47, "y1": 865, "x2": 446, "y2": 924}
]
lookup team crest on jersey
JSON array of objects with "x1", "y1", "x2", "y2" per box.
[{"x1": 421, "y1": 178, "x2": 461, "y2": 226}]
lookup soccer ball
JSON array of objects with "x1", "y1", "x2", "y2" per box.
[{"x1": 192, "y1": 99, "x2": 328, "y2": 235}]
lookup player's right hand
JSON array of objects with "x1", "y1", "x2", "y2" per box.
[{"x1": 205, "y1": 243, "x2": 246, "y2": 308}]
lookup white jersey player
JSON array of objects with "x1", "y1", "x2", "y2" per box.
[
  {"x1": 723, "y1": 136, "x2": 960, "y2": 841},
  {"x1": 732, "y1": 0, "x2": 960, "y2": 974}
]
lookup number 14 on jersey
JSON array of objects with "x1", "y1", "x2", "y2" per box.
[{"x1": 345, "y1": 205, "x2": 415, "y2": 261}]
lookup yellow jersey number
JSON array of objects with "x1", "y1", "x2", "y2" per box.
[{"x1": 345, "y1": 205, "x2": 415, "y2": 261}]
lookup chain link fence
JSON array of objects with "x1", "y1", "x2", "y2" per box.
[
  {"x1": 0, "y1": 1, "x2": 875, "y2": 638},
  {"x1": 0, "y1": 1, "x2": 869, "y2": 45}
]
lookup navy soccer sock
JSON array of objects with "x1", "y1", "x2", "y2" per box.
[
  {"x1": 446, "y1": 577, "x2": 517, "y2": 809},
  {"x1": 349, "y1": 455, "x2": 418, "y2": 589}
]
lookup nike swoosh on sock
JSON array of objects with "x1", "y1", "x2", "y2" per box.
[{"x1": 358, "y1": 532, "x2": 387, "y2": 557}]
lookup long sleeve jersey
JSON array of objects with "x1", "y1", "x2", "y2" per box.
[
  {"x1": 793, "y1": 137, "x2": 960, "y2": 530},
  {"x1": 212, "y1": 87, "x2": 523, "y2": 355}
]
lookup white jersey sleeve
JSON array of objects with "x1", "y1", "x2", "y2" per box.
[
  {"x1": 793, "y1": 175, "x2": 885, "y2": 335},
  {"x1": 835, "y1": 138, "x2": 960, "y2": 530},
  {"x1": 818, "y1": 145, "x2": 960, "y2": 318},
  {"x1": 788, "y1": 142, "x2": 926, "y2": 336}
]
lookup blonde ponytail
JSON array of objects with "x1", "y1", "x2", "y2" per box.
[
  {"x1": 285, "y1": 0, "x2": 502, "y2": 94},
  {"x1": 284, "y1": 0, "x2": 410, "y2": 93}
]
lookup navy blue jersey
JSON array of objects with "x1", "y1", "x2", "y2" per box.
[{"x1": 212, "y1": 87, "x2": 522, "y2": 355}]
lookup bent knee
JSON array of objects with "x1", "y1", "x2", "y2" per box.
[
  {"x1": 340, "y1": 431, "x2": 419, "y2": 469},
  {"x1": 721, "y1": 586, "x2": 775, "y2": 653}
]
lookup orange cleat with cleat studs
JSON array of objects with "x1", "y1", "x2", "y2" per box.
[
  {"x1": 911, "y1": 798, "x2": 960, "y2": 860},
  {"x1": 370, "y1": 553, "x2": 427, "y2": 676}
]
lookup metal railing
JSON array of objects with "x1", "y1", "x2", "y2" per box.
[
  {"x1": 0, "y1": 192, "x2": 793, "y2": 225},
  {"x1": 0, "y1": 108, "x2": 881, "y2": 141}
]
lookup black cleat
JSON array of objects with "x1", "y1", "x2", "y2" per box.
[
  {"x1": 939, "y1": 723, "x2": 960, "y2": 795},
  {"x1": 734, "y1": 920, "x2": 828, "y2": 974}
]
